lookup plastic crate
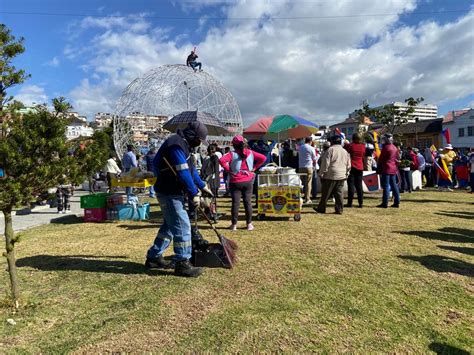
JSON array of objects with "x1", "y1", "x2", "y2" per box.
[
  {"x1": 84, "y1": 207, "x2": 107, "y2": 223},
  {"x1": 115, "y1": 203, "x2": 150, "y2": 221},
  {"x1": 80, "y1": 192, "x2": 111, "y2": 209},
  {"x1": 106, "y1": 194, "x2": 125, "y2": 208}
]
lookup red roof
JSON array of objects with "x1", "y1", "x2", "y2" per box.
[{"x1": 443, "y1": 110, "x2": 469, "y2": 123}]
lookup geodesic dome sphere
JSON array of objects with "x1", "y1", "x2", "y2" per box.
[{"x1": 113, "y1": 64, "x2": 243, "y2": 159}]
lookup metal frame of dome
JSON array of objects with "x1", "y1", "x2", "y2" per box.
[{"x1": 113, "y1": 64, "x2": 243, "y2": 159}]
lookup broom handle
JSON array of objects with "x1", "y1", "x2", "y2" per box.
[{"x1": 163, "y1": 157, "x2": 221, "y2": 239}]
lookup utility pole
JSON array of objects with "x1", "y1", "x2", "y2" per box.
[{"x1": 414, "y1": 117, "x2": 419, "y2": 147}]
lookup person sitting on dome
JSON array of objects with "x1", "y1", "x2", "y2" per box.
[{"x1": 186, "y1": 50, "x2": 202, "y2": 72}]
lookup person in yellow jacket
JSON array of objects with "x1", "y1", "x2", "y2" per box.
[{"x1": 442, "y1": 144, "x2": 457, "y2": 186}]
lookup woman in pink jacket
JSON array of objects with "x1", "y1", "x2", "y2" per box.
[{"x1": 219, "y1": 135, "x2": 266, "y2": 231}]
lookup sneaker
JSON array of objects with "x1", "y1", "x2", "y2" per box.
[
  {"x1": 145, "y1": 255, "x2": 173, "y2": 269},
  {"x1": 344, "y1": 204, "x2": 352, "y2": 208},
  {"x1": 303, "y1": 199, "x2": 312, "y2": 205},
  {"x1": 174, "y1": 259, "x2": 203, "y2": 277},
  {"x1": 65, "y1": 209, "x2": 71, "y2": 214},
  {"x1": 390, "y1": 204, "x2": 399, "y2": 208},
  {"x1": 247, "y1": 223, "x2": 254, "y2": 231},
  {"x1": 57, "y1": 210, "x2": 63, "y2": 214},
  {"x1": 447, "y1": 188, "x2": 453, "y2": 192},
  {"x1": 376, "y1": 204, "x2": 388, "y2": 208},
  {"x1": 229, "y1": 224, "x2": 237, "y2": 231}
]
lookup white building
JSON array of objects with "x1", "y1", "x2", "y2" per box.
[
  {"x1": 66, "y1": 119, "x2": 94, "y2": 140},
  {"x1": 442, "y1": 109, "x2": 474, "y2": 148},
  {"x1": 94, "y1": 112, "x2": 114, "y2": 129},
  {"x1": 350, "y1": 102, "x2": 438, "y2": 123},
  {"x1": 126, "y1": 112, "x2": 169, "y2": 143}
]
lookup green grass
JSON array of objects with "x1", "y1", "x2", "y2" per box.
[{"x1": 1, "y1": 190, "x2": 473, "y2": 353}]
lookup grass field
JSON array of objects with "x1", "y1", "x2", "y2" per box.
[{"x1": 1, "y1": 189, "x2": 473, "y2": 353}]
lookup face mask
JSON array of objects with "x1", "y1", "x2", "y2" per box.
[{"x1": 189, "y1": 137, "x2": 202, "y2": 148}]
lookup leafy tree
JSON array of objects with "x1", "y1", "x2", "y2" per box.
[
  {"x1": 356, "y1": 97, "x2": 425, "y2": 134},
  {"x1": 0, "y1": 104, "x2": 74, "y2": 307},
  {"x1": 0, "y1": 24, "x2": 30, "y2": 109}
]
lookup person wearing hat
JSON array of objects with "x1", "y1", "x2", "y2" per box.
[
  {"x1": 376, "y1": 133, "x2": 401, "y2": 208},
  {"x1": 219, "y1": 135, "x2": 266, "y2": 231},
  {"x1": 442, "y1": 144, "x2": 457, "y2": 187},
  {"x1": 145, "y1": 121, "x2": 213, "y2": 277}
]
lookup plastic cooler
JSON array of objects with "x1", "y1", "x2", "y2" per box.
[
  {"x1": 80, "y1": 192, "x2": 111, "y2": 209},
  {"x1": 115, "y1": 203, "x2": 150, "y2": 221},
  {"x1": 84, "y1": 208, "x2": 107, "y2": 222}
]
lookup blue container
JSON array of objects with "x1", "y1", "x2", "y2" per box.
[{"x1": 115, "y1": 203, "x2": 150, "y2": 221}]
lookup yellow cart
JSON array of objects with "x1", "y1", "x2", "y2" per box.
[
  {"x1": 110, "y1": 177, "x2": 157, "y2": 188},
  {"x1": 257, "y1": 173, "x2": 303, "y2": 222}
]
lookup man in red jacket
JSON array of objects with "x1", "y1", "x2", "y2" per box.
[{"x1": 376, "y1": 134, "x2": 400, "y2": 208}]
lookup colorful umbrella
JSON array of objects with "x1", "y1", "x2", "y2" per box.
[
  {"x1": 266, "y1": 114, "x2": 319, "y2": 140},
  {"x1": 242, "y1": 116, "x2": 274, "y2": 139},
  {"x1": 243, "y1": 115, "x2": 318, "y2": 140}
]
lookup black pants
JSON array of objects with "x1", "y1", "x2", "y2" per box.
[
  {"x1": 56, "y1": 187, "x2": 71, "y2": 212},
  {"x1": 316, "y1": 179, "x2": 345, "y2": 214},
  {"x1": 347, "y1": 168, "x2": 363, "y2": 207},
  {"x1": 423, "y1": 165, "x2": 433, "y2": 187},
  {"x1": 400, "y1": 170, "x2": 412, "y2": 192},
  {"x1": 106, "y1": 172, "x2": 117, "y2": 192},
  {"x1": 230, "y1": 181, "x2": 253, "y2": 225}
]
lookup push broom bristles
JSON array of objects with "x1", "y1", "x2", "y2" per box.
[{"x1": 218, "y1": 234, "x2": 238, "y2": 268}]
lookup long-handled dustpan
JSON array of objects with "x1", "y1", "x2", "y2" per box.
[{"x1": 163, "y1": 157, "x2": 238, "y2": 268}]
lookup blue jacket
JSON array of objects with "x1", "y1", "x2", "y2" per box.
[
  {"x1": 122, "y1": 151, "x2": 138, "y2": 170},
  {"x1": 153, "y1": 131, "x2": 205, "y2": 196}
]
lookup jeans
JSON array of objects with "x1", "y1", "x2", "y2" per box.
[
  {"x1": 230, "y1": 180, "x2": 253, "y2": 225},
  {"x1": 147, "y1": 193, "x2": 192, "y2": 261},
  {"x1": 190, "y1": 61, "x2": 202, "y2": 70},
  {"x1": 347, "y1": 167, "x2": 363, "y2": 206},
  {"x1": 149, "y1": 185, "x2": 155, "y2": 197},
  {"x1": 400, "y1": 169, "x2": 412, "y2": 192},
  {"x1": 123, "y1": 168, "x2": 133, "y2": 196},
  {"x1": 380, "y1": 174, "x2": 400, "y2": 207},
  {"x1": 470, "y1": 172, "x2": 474, "y2": 192}
]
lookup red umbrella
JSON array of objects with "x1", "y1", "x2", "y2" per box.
[{"x1": 242, "y1": 116, "x2": 273, "y2": 139}]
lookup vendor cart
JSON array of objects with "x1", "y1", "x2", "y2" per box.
[{"x1": 256, "y1": 170, "x2": 304, "y2": 222}]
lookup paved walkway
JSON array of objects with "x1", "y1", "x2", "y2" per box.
[{"x1": 0, "y1": 190, "x2": 88, "y2": 235}]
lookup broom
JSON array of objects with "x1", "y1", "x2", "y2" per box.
[{"x1": 163, "y1": 157, "x2": 238, "y2": 268}]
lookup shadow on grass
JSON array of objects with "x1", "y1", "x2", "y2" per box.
[
  {"x1": 428, "y1": 342, "x2": 470, "y2": 354},
  {"x1": 437, "y1": 245, "x2": 474, "y2": 256},
  {"x1": 50, "y1": 215, "x2": 84, "y2": 224},
  {"x1": 434, "y1": 211, "x2": 474, "y2": 220},
  {"x1": 16, "y1": 254, "x2": 173, "y2": 276},
  {"x1": 118, "y1": 224, "x2": 158, "y2": 230},
  {"x1": 404, "y1": 199, "x2": 469, "y2": 204},
  {"x1": 398, "y1": 255, "x2": 474, "y2": 277},
  {"x1": 397, "y1": 227, "x2": 474, "y2": 243}
]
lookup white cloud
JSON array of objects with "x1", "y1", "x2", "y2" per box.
[
  {"x1": 45, "y1": 56, "x2": 60, "y2": 67},
  {"x1": 66, "y1": 1, "x2": 474, "y2": 125},
  {"x1": 15, "y1": 85, "x2": 48, "y2": 106}
]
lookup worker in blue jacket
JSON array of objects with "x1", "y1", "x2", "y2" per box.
[{"x1": 146, "y1": 121, "x2": 213, "y2": 277}]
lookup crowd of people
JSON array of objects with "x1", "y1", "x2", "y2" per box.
[{"x1": 93, "y1": 122, "x2": 474, "y2": 278}]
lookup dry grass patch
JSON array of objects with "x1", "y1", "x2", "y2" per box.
[{"x1": 0, "y1": 190, "x2": 473, "y2": 353}]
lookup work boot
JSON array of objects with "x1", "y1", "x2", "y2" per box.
[
  {"x1": 145, "y1": 255, "x2": 173, "y2": 269},
  {"x1": 175, "y1": 259, "x2": 203, "y2": 277}
]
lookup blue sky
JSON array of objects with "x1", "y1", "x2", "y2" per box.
[{"x1": 2, "y1": 0, "x2": 473, "y2": 124}]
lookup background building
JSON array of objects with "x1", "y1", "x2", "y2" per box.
[
  {"x1": 330, "y1": 116, "x2": 373, "y2": 137},
  {"x1": 442, "y1": 109, "x2": 474, "y2": 149},
  {"x1": 393, "y1": 118, "x2": 443, "y2": 149},
  {"x1": 94, "y1": 112, "x2": 114, "y2": 129},
  {"x1": 349, "y1": 102, "x2": 438, "y2": 123}
]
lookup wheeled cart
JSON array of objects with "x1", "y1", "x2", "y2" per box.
[{"x1": 256, "y1": 172, "x2": 304, "y2": 222}]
